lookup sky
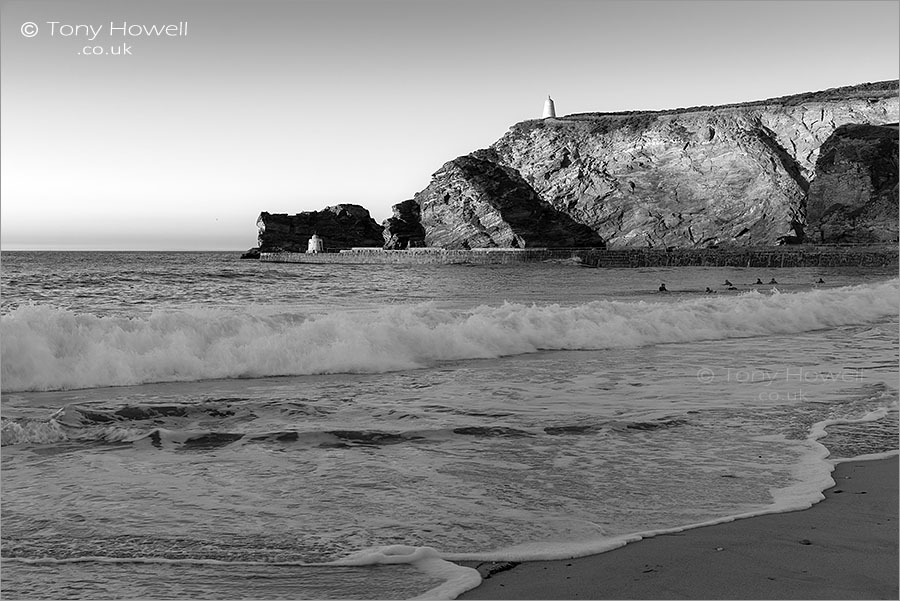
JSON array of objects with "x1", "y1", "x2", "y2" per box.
[{"x1": 1, "y1": 0, "x2": 898, "y2": 251}]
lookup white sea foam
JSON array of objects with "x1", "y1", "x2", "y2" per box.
[
  {"x1": 440, "y1": 401, "x2": 899, "y2": 564},
  {"x1": 0, "y1": 416, "x2": 152, "y2": 447},
  {"x1": 5, "y1": 545, "x2": 482, "y2": 601},
  {"x1": 328, "y1": 545, "x2": 482, "y2": 600},
  {"x1": 0, "y1": 418, "x2": 69, "y2": 446},
  {"x1": 2, "y1": 280, "x2": 897, "y2": 392}
]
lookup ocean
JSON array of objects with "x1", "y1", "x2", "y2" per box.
[{"x1": 1, "y1": 251, "x2": 897, "y2": 599}]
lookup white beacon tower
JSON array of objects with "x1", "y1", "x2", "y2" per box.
[
  {"x1": 542, "y1": 95, "x2": 556, "y2": 118},
  {"x1": 307, "y1": 233, "x2": 324, "y2": 254}
]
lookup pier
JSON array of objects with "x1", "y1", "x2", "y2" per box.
[{"x1": 259, "y1": 245, "x2": 898, "y2": 268}]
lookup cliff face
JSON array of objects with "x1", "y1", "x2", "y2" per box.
[
  {"x1": 382, "y1": 199, "x2": 426, "y2": 249},
  {"x1": 487, "y1": 83, "x2": 898, "y2": 247},
  {"x1": 405, "y1": 81, "x2": 896, "y2": 249},
  {"x1": 253, "y1": 82, "x2": 898, "y2": 253},
  {"x1": 412, "y1": 153, "x2": 605, "y2": 249},
  {"x1": 807, "y1": 124, "x2": 899, "y2": 243},
  {"x1": 257, "y1": 204, "x2": 383, "y2": 252}
]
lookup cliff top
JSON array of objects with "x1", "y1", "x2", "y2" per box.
[{"x1": 520, "y1": 80, "x2": 898, "y2": 125}]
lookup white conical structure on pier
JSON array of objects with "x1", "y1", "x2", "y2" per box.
[
  {"x1": 542, "y1": 95, "x2": 556, "y2": 118},
  {"x1": 307, "y1": 233, "x2": 324, "y2": 254}
]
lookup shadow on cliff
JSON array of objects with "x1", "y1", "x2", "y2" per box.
[
  {"x1": 807, "y1": 123, "x2": 899, "y2": 244},
  {"x1": 413, "y1": 150, "x2": 605, "y2": 250}
]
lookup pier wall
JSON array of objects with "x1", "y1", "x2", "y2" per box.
[{"x1": 260, "y1": 245, "x2": 898, "y2": 268}]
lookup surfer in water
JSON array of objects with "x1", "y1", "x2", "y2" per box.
[{"x1": 658, "y1": 283, "x2": 668, "y2": 293}]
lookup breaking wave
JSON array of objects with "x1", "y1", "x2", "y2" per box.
[{"x1": 2, "y1": 280, "x2": 897, "y2": 392}]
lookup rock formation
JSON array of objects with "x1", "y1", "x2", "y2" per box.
[
  {"x1": 807, "y1": 124, "x2": 899, "y2": 244},
  {"x1": 256, "y1": 204, "x2": 383, "y2": 252},
  {"x1": 478, "y1": 81, "x2": 898, "y2": 247},
  {"x1": 252, "y1": 82, "x2": 898, "y2": 253},
  {"x1": 382, "y1": 199, "x2": 426, "y2": 249},
  {"x1": 413, "y1": 153, "x2": 605, "y2": 249}
]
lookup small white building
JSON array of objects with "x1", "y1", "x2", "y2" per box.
[
  {"x1": 542, "y1": 95, "x2": 556, "y2": 119},
  {"x1": 307, "y1": 234, "x2": 324, "y2": 254}
]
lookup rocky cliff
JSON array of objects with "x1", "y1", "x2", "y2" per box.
[
  {"x1": 807, "y1": 124, "x2": 899, "y2": 243},
  {"x1": 382, "y1": 199, "x2": 426, "y2": 249},
  {"x1": 411, "y1": 153, "x2": 604, "y2": 249},
  {"x1": 256, "y1": 204, "x2": 383, "y2": 252},
  {"x1": 254, "y1": 82, "x2": 898, "y2": 254},
  {"x1": 408, "y1": 81, "x2": 897, "y2": 248}
]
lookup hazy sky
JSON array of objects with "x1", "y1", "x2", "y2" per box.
[{"x1": 1, "y1": 0, "x2": 898, "y2": 250}]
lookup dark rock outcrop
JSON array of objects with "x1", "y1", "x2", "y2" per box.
[
  {"x1": 806, "y1": 124, "x2": 899, "y2": 244},
  {"x1": 414, "y1": 153, "x2": 605, "y2": 249},
  {"x1": 257, "y1": 204, "x2": 384, "y2": 252},
  {"x1": 382, "y1": 199, "x2": 426, "y2": 249},
  {"x1": 478, "y1": 81, "x2": 897, "y2": 247}
]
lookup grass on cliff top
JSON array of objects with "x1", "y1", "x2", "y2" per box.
[{"x1": 547, "y1": 80, "x2": 899, "y2": 122}]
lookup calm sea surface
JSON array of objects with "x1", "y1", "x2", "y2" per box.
[{"x1": 2, "y1": 251, "x2": 898, "y2": 599}]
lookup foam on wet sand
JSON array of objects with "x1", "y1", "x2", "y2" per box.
[{"x1": 459, "y1": 455, "x2": 899, "y2": 600}]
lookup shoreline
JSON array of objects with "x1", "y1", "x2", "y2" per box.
[{"x1": 457, "y1": 455, "x2": 899, "y2": 600}]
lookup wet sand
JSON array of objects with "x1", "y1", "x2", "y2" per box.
[{"x1": 459, "y1": 456, "x2": 898, "y2": 600}]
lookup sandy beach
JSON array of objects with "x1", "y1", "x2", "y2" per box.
[{"x1": 459, "y1": 455, "x2": 899, "y2": 600}]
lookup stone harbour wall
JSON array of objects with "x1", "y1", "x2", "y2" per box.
[{"x1": 260, "y1": 245, "x2": 898, "y2": 268}]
